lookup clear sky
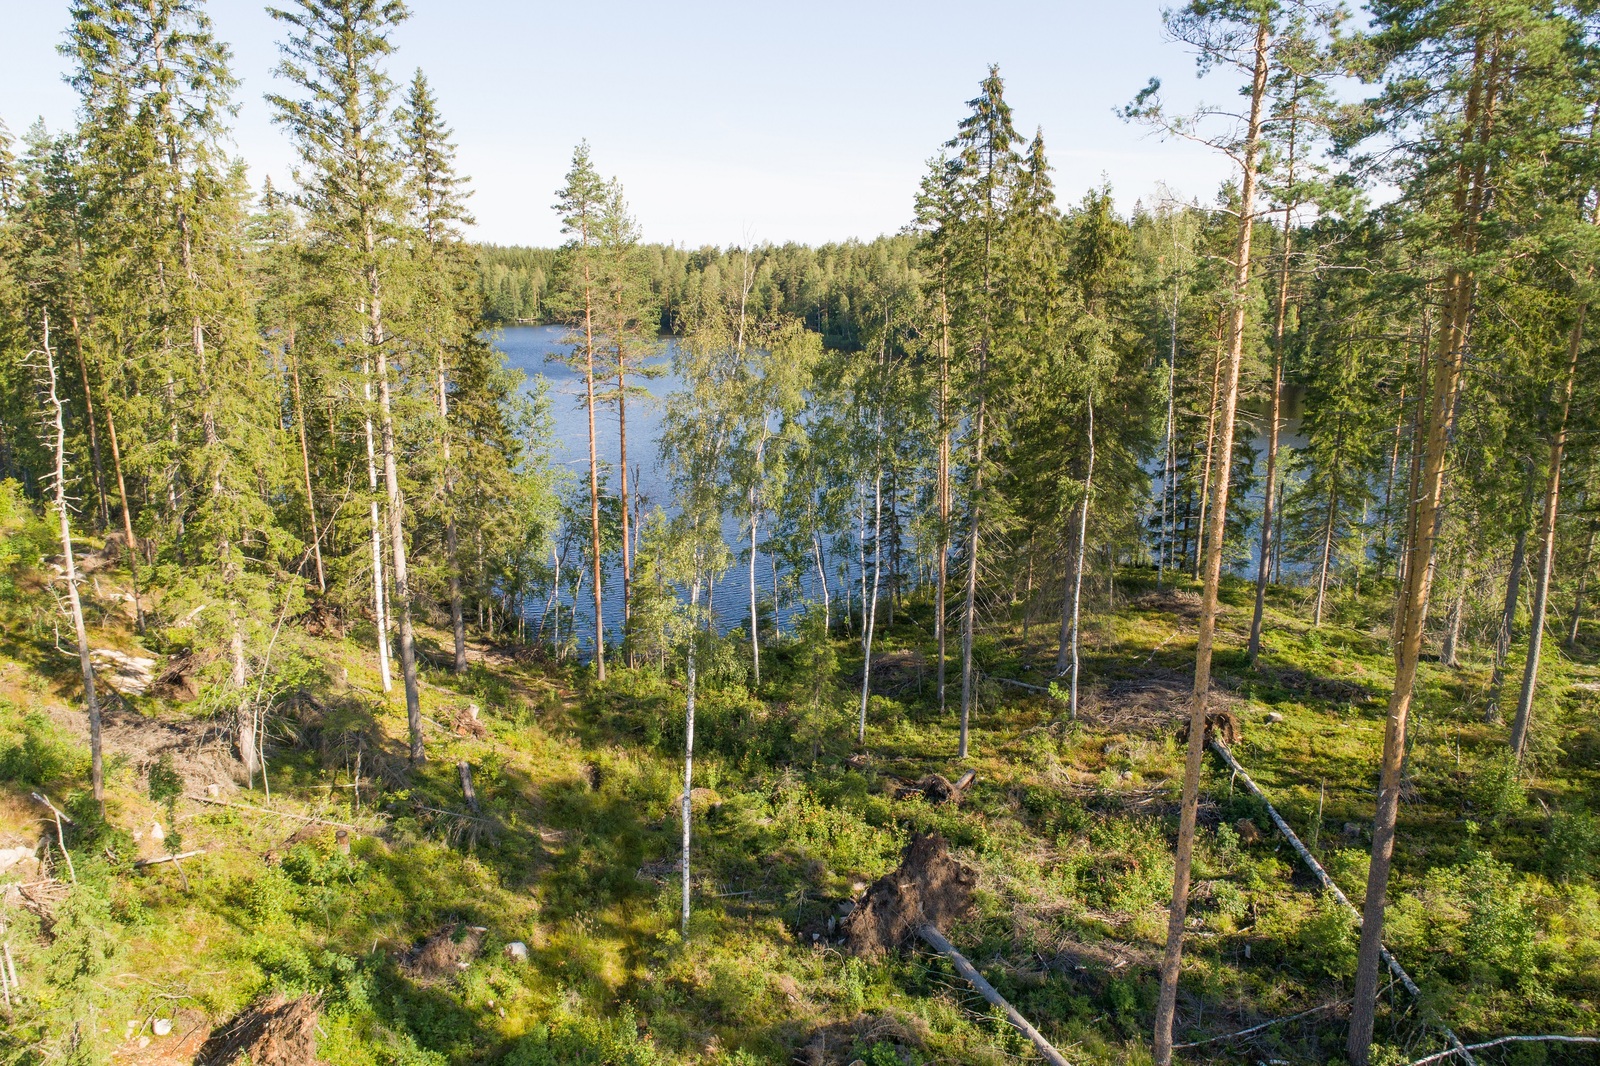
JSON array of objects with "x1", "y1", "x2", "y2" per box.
[{"x1": 1, "y1": 0, "x2": 1240, "y2": 248}]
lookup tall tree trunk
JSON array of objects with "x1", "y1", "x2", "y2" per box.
[
  {"x1": 1160, "y1": 227, "x2": 1180, "y2": 588},
  {"x1": 681, "y1": 570, "x2": 701, "y2": 937},
  {"x1": 1378, "y1": 384, "x2": 1407, "y2": 584},
  {"x1": 1068, "y1": 398, "x2": 1095, "y2": 719},
  {"x1": 749, "y1": 493, "x2": 761, "y2": 686},
  {"x1": 288, "y1": 332, "x2": 326, "y2": 595},
  {"x1": 1314, "y1": 428, "x2": 1345, "y2": 627},
  {"x1": 959, "y1": 389, "x2": 987, "y2": 759},
  {"x1": 40, "y1": 314, "x2": 103, "y2": 805},
  {"x1": 1249, "y1": 128, "x2": 1296, "y2": 663},
  {"x1": 1349, "y1": 33, "x2": 1497, "y2": 1064},
  {"x1": 1193, "y1": 325, "x2": 1224, "y2": 581},
  {"x1": 1153, "y1": 20, "x2": 1269, "y2": 1065},
  {"x1": 937, "y1": 292, "x2": 951, "y2": 711},
  {"x1": 362, "y1": 366, "x2": 393, "y2": 693},
  {"x1": 367, "y1": 249, "x2": 424, "y2": 763},
  {"x1": 812, "y1": 531, "x2": 830, "y2": 632},
  {"x1": 584, "y1": 269, "x2": 605, "y2": 681},
  {"x1": 859, "y1": 450, "x2": 884, "y2": 744},
  {"x1": 437, "y1": 339, "x2": 465, "y2": 674},
  {"x1": 1510, "y1": 302, "x2": 1585, "y2": 758},
  {"x1": 103, "y1": 402, "x2": 144, "y2": 632},
  {"x1": 618, "y1": 360, "x2": 632, "y2": 659},
  {"x1": 66, "y1": 312, "x2": 109, "y2": 530}
]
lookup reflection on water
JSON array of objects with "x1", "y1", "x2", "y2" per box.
[{"x1": 493, "y1": 325, "x2": 865, "y2": 656}]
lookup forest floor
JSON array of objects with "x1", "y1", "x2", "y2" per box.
[{"x1": 1, "y1": 554, "x2": 1597, "y2": 1066}]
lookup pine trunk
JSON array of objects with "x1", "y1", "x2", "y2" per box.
[
  {"x1": 1510, "y1": 303, "x2": 1585, "y2": 757},
  {"x1": 1348, "y1": 33, "x2": 1498, "y2": 1064},
  {"x1": 1152, "y1": 20, "x2": 1269, "y2": 1065}
]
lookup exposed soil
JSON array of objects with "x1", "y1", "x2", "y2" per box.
[
  {"x1": 841, "y1": 832, "x2": 976, "y2": 957},
  {"x1": 797, "y1": 1012, "x2": 930, "y2": 1066},
  {"x1": 197, "y1": 993, "x2": 322, "y2": 1066},
  {"x1": 401, "y1": 923, "x2": 484, "y2": 980}
]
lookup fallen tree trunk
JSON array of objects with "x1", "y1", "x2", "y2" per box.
[
  {"x1": 918, "y1": 923, "x2": 1071, "y2": 1066},
  {"x1": 134, "y1": 849, "x2": 206, "y2": 868},
  {"x1": 1209, "y1": 739, "x2": 1476, "y2": 1066},
  {"x1": 1405, "y1": 1035, "x2": 1600, "y2": 1066}
]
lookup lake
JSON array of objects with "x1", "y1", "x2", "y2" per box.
[{"x1": 492, "y1": 325, "x2": 864, "y2": 656}]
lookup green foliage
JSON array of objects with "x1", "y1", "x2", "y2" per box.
[
  {"x1": 504, "y1": 1007, "x2": 666, "y2": 1066},
  {"x1": 1544, "y1": 808, "x2": 1600, "y2": 881}
]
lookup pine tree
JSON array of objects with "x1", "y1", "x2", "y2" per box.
[
  {"x1": 398, "y1": 68, "x2": 476, "y2": 674},
  {"x1": 552, "y1": 142, "x2": 610, "y2": 680},
  {"x1": 269, "y1": 0, "x2": 428, "y2": 762}
]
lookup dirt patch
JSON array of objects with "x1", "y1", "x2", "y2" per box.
[
  {"x1": 41, "y1": 698, "x2": 242, "y2": 795},
  {"x1": 841, "y1": 832, "x2": 976, "y2": 957},
  {"x1": 401, "y1": 924, "x2": 484, "y2": 980},
  {"x1": 1081, "y1": 668, "x2": 1192, "y2": 733},
  {"x1": 797, "y1": 1012, "x2": 929, "y2": 1066},
  {"x1": 891, "y1": 772, "x2": 975, "y2": 805},
  {"x1": 197, "y1": 993, "x2": 322, "y2": 1066},
  {"x1": 1132, "y1": 588, "x2": 1210, "y2": 620},
  {"x1": 1176, "y1": 706, "x2": 1242, "y2": 747},
  {"x1": 853, "y1": 648, "x2": 928, "y2": 694}
]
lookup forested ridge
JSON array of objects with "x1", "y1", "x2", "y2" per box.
[{"x1": 2, "y1": 2, "x2": 1600, "y2": 1066}]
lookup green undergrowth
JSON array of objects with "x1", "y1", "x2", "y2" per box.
[{"x1": 1, "y1": 560, "x2": 1597, "y2": 1066}]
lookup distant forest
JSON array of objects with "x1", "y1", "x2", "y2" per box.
[{"x1": 476, "y1": 237, "x2": 919, "y2": 351}]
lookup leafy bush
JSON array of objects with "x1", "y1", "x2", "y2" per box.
[{"x1": 1294, "y1": 892, "x2": 1357, "y2": 979}]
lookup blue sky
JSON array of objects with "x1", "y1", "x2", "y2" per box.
[{"x1": 1, "y1": 0, "x2": 1241, "y2": 247}]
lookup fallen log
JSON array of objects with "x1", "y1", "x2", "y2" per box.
[
  {"x1": 1209, "y1": 740, "x2": 1476, "y2": 1066},
  {"x1": 1405, "y1": 1035, "x2": 1600, "y2": 1066},
  {"x1": 134, "y1": 849, "x2": 207, "y2": 868},
  {"x1": 917, "y1": 923, "x2": 1071, "y2": 1066}
]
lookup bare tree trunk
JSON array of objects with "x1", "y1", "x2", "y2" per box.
[
  {"x1": 103, "y1": 403, "x2": 144, "y2": 632},
  {"x1": 1068, "y1": 399, "x2": 1095, "y2": 719},
  {"x1": 288, "y1": 334, "x2": 326, "y2": 594},
  {"x1": 1314, "y1": 430, "x2": 1344, "y2": 627},
  {"x1": 681, "y1": 571, "x2": 701, "y2": 937},
  {"x1": 39, "y1": 314, "x2": 103, "y2": 805},
  {"x1": 812, "y1": 532, "x2": 831, "y2": 631},
  {"x1": 1153, "y1": 20, "x2": 1269, "y2": 1065},
  {"x1": 1193, "y1": 325, "x2": 1224, "y2": 581},
  {"x1": 366, "y1": 249, "x2": 424, "y2": 763},
  {"x1": 1349, "y1": 34, "x2": 1497, "y2": 1063},
  {"x1": 66, "y1": 313, "x2": 109, "y2": 529},
  {"x1": 959, "y1": 389, "x2": 987, "y2": 760},
  {"x1": 1511, "y1": 302, "x2": 1585, "y2": 758},
  {"x1": 749, "y1": 497, "x2": 761, "y2": 686},
  {"x1": 362, "y1": 366, "x2": 393, "y2": 693},
  {"x1": 1379, "y1": 385, "x2": 1407, "y2": 584},
  {"x1": 859, "y1": 449, "x2": 884, "y2": 744}
]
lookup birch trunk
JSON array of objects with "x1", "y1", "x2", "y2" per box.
[
  {"x1": 1068, "y1": 399, "x2": 1095, "y2": 719},
  {"x1": 362, "y1": 366, "x2": 393, "y2": 693},
  {"x1": 859, "y1": 450, "x2": 884, "y2": 744}
]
